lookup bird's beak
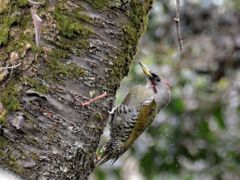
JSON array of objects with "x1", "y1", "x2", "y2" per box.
[{"x1": 139, "y1": 62, "x2": 152, "y2": 78}]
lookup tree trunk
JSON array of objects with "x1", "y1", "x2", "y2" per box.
[{"x1": 0, "y1": 0, "x2": 152, "y2": 179}]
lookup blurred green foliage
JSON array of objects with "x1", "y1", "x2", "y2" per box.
[{"x1": 92, "y1": 0, "x2": 240, "y2": 179}]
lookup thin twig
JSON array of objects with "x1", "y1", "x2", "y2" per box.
[
  {"x1": 81, "y1": 92, "x2": 108, "y2": 106},
  {"x1": 175, "y1": 0, "x2": 183, "y2": 51},
  {"x1": 0, "y1": 63, "x2": 21, "y2": 70}
]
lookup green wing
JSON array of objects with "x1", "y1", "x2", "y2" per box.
[
  {"x1": 125, "y1": 97, "x2": 157, "y2": 148},
  {"x1": 96, "y1": 97, "x2": 157, "y2": 166}
]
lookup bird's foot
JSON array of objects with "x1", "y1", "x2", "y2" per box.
[{"x1": 108, "y1": 107, "x2": 117, "y2": 114}]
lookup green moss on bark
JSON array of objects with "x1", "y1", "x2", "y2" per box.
[
  {"x1": 45, "y1": 59, "x2": 85, "y2": 81},
  {"x1": 129, "y1": 0, "x2": 152, "y2": 29},
  {"x1": 84, "y1": 0, "x2": 110, "y2": 10},
  {"x1": 0, "y1": 81, "x2": 21, "y2": 112},
  {"x1": 53, "y1": 4, "x2": 95, "y2": 54},
  {"x1": 17, "y1": 0, "x2": 28, "y2": 7},
  {"x1": 0, "y1": 136, "x2": 8, "y2": 148},
  {"x1": 54, "y1": 11, "x2": 93, "y2": 38},
  {"x1": 0, "y1": 27, "x2": 9, "y2": 46},
  {"x1": 74, "y1": 10, "x2": 93, "y2": 24},
  {"x1": 21, "y1": 77, "x2": 49, "y2": 94},
  {"x1": 0, "y1": 109, "x2": 7, "y2": 125},
  {"x1": 107, "y1": 0, "x2": 153, "y2": 91},
  {"x1": 0, "y1": 15, "x2": 20, "y2": 46},
  {"x1": 8, "y1": 155, "x2": 23, "y2": 174},
  {"x1": 42, "y1": 49, "x2": 86, "y2": 82},
  {"x1": 95, "y1": 113, "x2": 103, "y2": 121},
  {"x1": 0, "y1": 136, "x2": 8, "y2": 157},
  {"x1": 84, "y1": 0, "x2": 122, "y2": 10},
  {"x1": 124, "y1": 0, "x2": 153, "y2": 48}
]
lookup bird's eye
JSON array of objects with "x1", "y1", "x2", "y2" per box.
[{"x1": 155, "y1": 77, "x2": 161, "y2": 82}]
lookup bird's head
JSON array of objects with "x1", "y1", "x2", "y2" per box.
[
  {"x1": 139, "y1": 62, "x2": 171, "y2": 107},
  {"x1": 139, "y1": 62, "x2": 170, "y2": 93}
]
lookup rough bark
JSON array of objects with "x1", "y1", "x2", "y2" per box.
[{"x1": 0, "y1": 0, "x2": 152, "y2": 179}]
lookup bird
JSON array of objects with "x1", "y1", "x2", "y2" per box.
[{"x1": 95, "y1": 62, "x2": 171, "y2": 166}]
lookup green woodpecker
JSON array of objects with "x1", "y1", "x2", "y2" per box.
[{"x1": 95, "y1": 62, "x2": 171, "y2": 166}]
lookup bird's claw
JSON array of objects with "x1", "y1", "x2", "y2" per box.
[{"x1": 108, "y1": 107, "x2": 117, "y2": 114}]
